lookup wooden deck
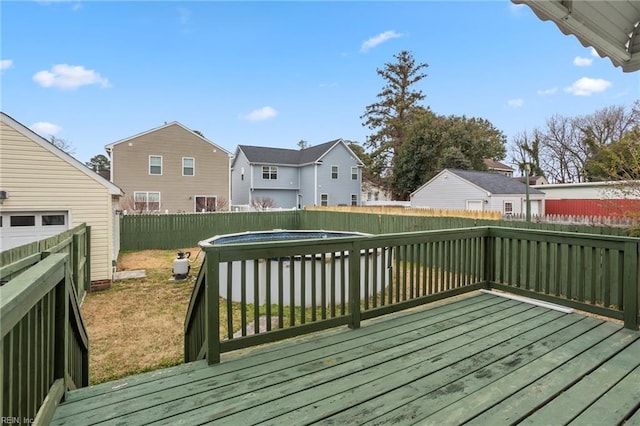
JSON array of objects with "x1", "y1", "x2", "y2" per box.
[{"x1": 51, "y1": 292, "x2": 640, "y2": 425}]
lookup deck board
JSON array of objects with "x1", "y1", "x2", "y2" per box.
[{"x1": 50, "y1": 292, "x2": 640, "y2": 425}]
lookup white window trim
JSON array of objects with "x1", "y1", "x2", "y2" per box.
[
  {"x1": 149, "y1": 155, "x2": 163, "y2": 176},
  {"x1": 351, "y1": 194, "x2": 358, "y2": 206},
  {"x1": 504, "y1": 201, "x2": 514, "y2": 215},
  {"x1": 262, "y1": 165, "x2": 278, "y2": 180},
  {"x1": 182, "y1": 157, "x2": 195, "y2": 177},
  {"x1": 331, "y1": 165, "x2": 339, "y2": 180},
  {"x1": 320, "y1": 193, "x2": 329, "y2": 206},
  {"x1": 134, "y1": 191, "x2": 161, "y2": 211},
  {"x1": 194, "y1": 195, "x2": 217, "y2": 212},
  {"x1": 351, "y1": 166, "x2": 358, "y2": 180}
]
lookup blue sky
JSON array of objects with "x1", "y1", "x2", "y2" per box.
[{"x1": 2, "y1": 1, "x2": 639, "y2": 165}]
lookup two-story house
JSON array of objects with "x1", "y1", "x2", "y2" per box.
[
  {"x1": 106, "y1": 122, "x2": 232, "y2": 213},
  {"x1": 231, "y1": 139, "x2": 364, "y2": 209}
]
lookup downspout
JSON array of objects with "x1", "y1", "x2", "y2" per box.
[
  {"x1": 314, "y1": 163, "x2": 318, "y2": 205},
  {"x1": 228, "y1": 154, "x2": 232, "y2": 209},
  {"x1": 249, "y1": 164, "x2": 254, "y2": 205}
]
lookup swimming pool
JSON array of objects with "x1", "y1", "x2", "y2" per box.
[{"x1": 199, "y1": 229, "x2": 386, "y2": 306}]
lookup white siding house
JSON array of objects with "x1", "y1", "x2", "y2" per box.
[
  {"x1": 410, "y1": 169, "x2": 545, "y2": 215},
  {"x1": 0, "y1": 112, "x2": 123, "y2": 286}
]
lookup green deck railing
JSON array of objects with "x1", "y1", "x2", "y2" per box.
[
  {"x1": 0, "y1": 224, "x2": 90, "y2": 298},
  {"x1": 1, "y1": 253, "x2": 89, "y2": 424},
  {"x1": 184, "y1": 226, "x2": 640, "y2": 365}
]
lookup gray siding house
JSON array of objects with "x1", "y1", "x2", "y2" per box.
[
  {"x1": 231, "y1": 140, "x2": 364, "y2": 209},
  {"x1": 410, "y1": 169, "x2": 545, "y2": 215}
]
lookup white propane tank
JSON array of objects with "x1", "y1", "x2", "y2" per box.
[{"x1": 173, "y1": 250, "x2": 191, "y2": 279}]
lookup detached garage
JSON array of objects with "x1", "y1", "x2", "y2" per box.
[{"x1": 0, "y1": 112, "x2": 123, "y2": 287}]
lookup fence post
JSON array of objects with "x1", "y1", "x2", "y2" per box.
[
  {"x1": 205, "y1": 248, "x2": 221, "y2": 364},
  {"x1": 623, "y1": 241, "x2": 639, "y2": 330},
  {"x1": 348, "y1": 240, "x2": 361, "y2": 329}
]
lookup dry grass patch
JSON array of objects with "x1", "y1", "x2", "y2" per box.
[{"x1": 82, "y1": 247, "x2": 202, "y2": 384}]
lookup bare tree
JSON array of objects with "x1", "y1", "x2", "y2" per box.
[
  {"x1": 510, "y1": 130, "x2": 545, "y2": 177},
  {"x1": 49, "y1": 135, "x2": 76, "y2": 155},
  {"x1": 216, "y1": 197, "x2": 229, "y2": 211},
  {"x1": 251, "y1": 197, "x2": 276, "y2": 211}
]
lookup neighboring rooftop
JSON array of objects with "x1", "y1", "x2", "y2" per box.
[
  {"x1": 483, "y1": 158, "x2": 514, "y2": 172},
  {"x1": 449, "y1": 169, "x2": 544, "y2": 195},
  {"x1": 237, "y1": 139, "x2": 361, "y2": 166}
]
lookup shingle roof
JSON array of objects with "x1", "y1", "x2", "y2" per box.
[
  {"x1": 483, "y1": 158, "x2": 513, "y2": 172},
  {"x1": 238, "y1": 139, "x2": 344, "y2": 166},
  {"x1": 449, "y1": 169, "x2": 544, "y2": 195}
]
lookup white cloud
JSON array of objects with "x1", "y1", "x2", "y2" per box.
[
  {"x1": 537, "y1": 87, "x2": 558, "y2": 96},
  {"x1": 37, "y1": 0, "x2": 82, "y2": 10},
  {"x1": 177, "y1": 7, "x2": 190, "y2": 25},
  {"x1": 33, "y1": 64, "x2": 110, "y2": 90},
  {"x1": 564, "y1": 77, "x2": 612, "y2": 96},
  {"x1": 319, "y1": 82, "x2": 338, "y2": 88},
  {"x1": 509, "y1": 3, "x2": 526, "y2": 16},
  {"x1": 241, "y1": 106, "x2": 278, "y2": 121},
  {"x1": 0, "y1": 59, "x2": 13, "y2": 70},
  {"x1": 573, "y1": 56, "x2": 593, "y2": 67},
  {"x1": 30, "y1": 121, "x2": 62, "y2": 136},
  {"x1": 507, "y1": 98, "x2": 524, "y2": 108},
  {"x1": 360, "y1": 30, "x2": 404, "y2": 52}
]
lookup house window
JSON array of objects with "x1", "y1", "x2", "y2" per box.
[
  {"x1": 320, "y1": 194, "x2": 328, "y2": 206},
  {"x1": 351, "y1": 167, "x2": 358, "y2": 180},
  {"x1": 134, "y1": 191, "x2": 161, "y2": 211},
  {"x1": 351, "y1": 194, "x2": 358, "y2": 206},
  {"x1": 504, "y1": 202, "x2": 513, "y2": 215},
  {"x1": 183, "y1": 157, "x2": 195, "y2": 176},
  {"x1": 331, "y1": 166, "x2": 339, "y2": 179},
  {"x1": 10, "y1": 215, "x2": 35, "y2": 227},
  {"x1": 195, "y1": 196, "x2": 217, "y2": 212},
  {"x1": 42, "y1": 215, "x2": 65, "y2": 226},
  {"x1": 262, "y1": 166, "x2": 278, "y2": 180},
  {"x1": 149, "y1": 155, "x2": 162, "y2": 175}
]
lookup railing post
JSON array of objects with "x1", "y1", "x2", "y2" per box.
[
  {"x1": 205, "y1": 248, "x2": 221, "y2": 364},
  {"x1": 72, "y1": 232, "x2": 80, "y2": 296},
  {"x1": 483, "y1": 229, "x2": 494, "y2": 289},
  {"x1": 349, "y1": 240, "x2": 361, "y2": 330},
  {"x1": 623, "y1": 241, "x2": 639, "y2": 330},
  {"x1": 53, "y1": 256, "x2": 69, "y2": 399},
  {"x1": 85, "y1": 226, "x2": 91, "y2": 291}
]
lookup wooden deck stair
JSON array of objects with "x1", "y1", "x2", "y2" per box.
[{"x1": 50, "y1": 293, "x2": 640, "y2": 425}]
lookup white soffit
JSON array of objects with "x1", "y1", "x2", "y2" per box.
[{"x1": 514, "y1": 0, "x2": 640, "y2": 72}]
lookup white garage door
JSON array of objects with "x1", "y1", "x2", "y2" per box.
[{"x1": 0, "y1": 211, "x2": 69, "y2": 251}]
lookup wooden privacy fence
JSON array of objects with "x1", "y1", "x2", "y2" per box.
[
  {"x1": 121, "y1": 210, "x2": 631, "y2": 251},
  {"x1": 119, "y1": 211, "x2": 300, "y2": 250},
  {"x1": 1, "y1": 253, "x2": 89, "y2": 424},
  {"x1": 0, "y1": 224, "x2": 90, "y2": 298},
  {"x1": 184, "y1": 226, "x2": 640, "y2": 365}
]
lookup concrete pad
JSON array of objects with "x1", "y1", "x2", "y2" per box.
[{"x1": 114, "y1": 269, "x2": 146, "y2": 280}]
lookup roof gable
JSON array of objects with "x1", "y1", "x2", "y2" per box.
[
  {"x1": 105, "y1": 121, "x2": 231, "y2": 155},
  {"x1": 1, "y1": 112, "x2": 123, "y2": 196}
]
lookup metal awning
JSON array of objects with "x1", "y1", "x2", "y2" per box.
[{"x1": 514, "y1": 0, "x2": 640, "y2": 72}]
